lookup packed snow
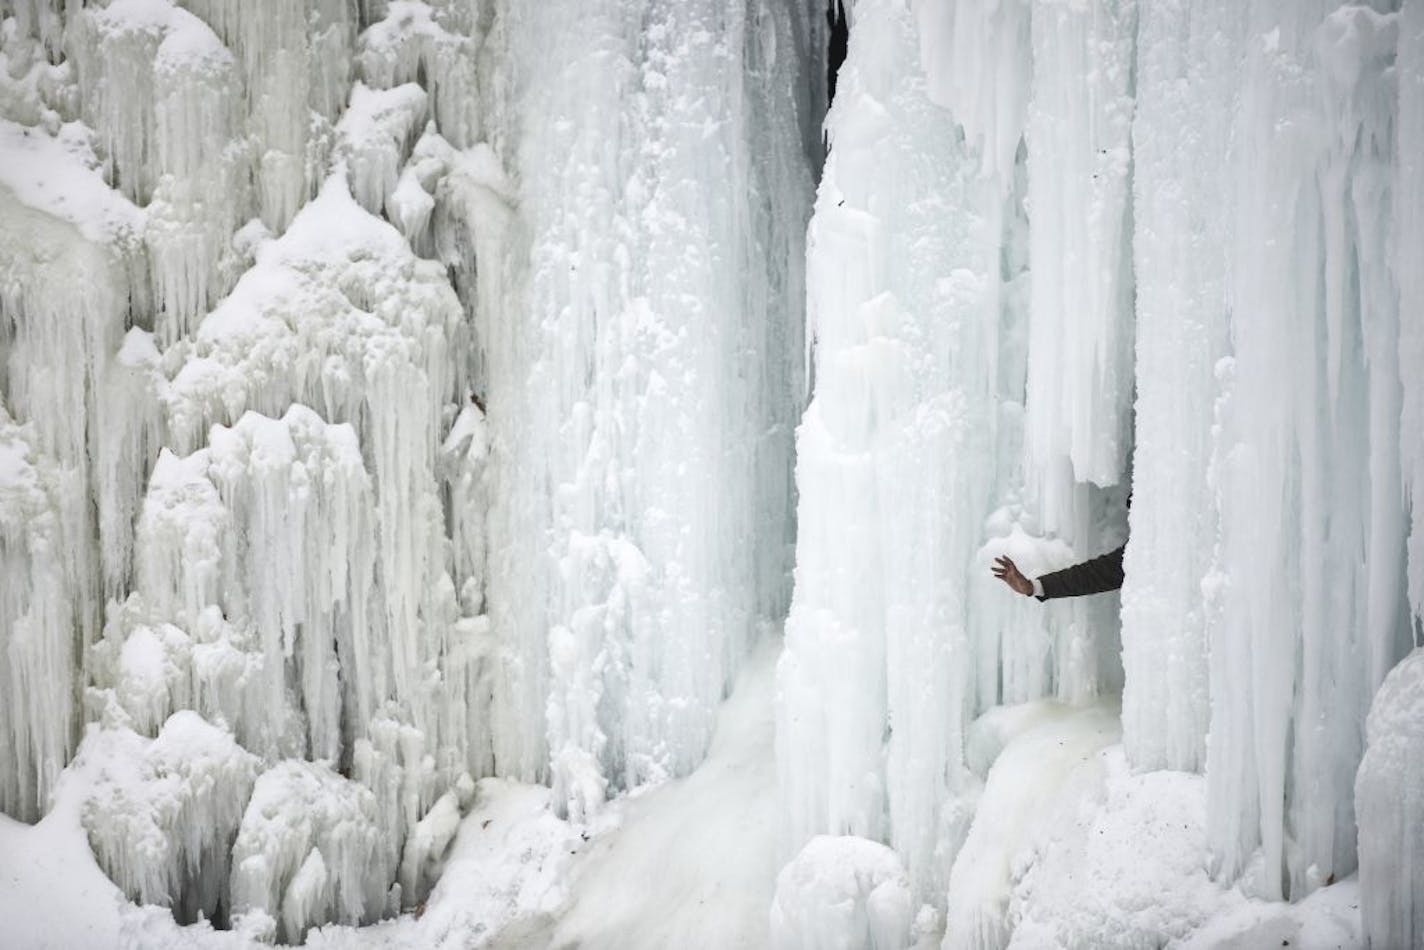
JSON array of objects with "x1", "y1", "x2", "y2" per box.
[{"x1": 1, "y1": 0, "x2": 1420, "y2": 948}]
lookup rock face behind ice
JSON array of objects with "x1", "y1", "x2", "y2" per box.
[{"x1": 1356, "y1": 648, "x2": 1424, "y2": 950}]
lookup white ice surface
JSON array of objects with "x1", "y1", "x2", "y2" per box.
[{"x1": 0, "y1": 633, "x2": 782, "y2": 950}]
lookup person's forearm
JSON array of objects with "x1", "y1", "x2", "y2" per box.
[{"x1": 1035, "y1": 546, "x2": 1126, "y2": 600}]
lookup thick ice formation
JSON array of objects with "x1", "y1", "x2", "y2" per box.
[
  {"x1": 784, "y1": 0, "x2": 1421, "y2": 941},
  {"x1": 0, "y1": 407, "x2": 81, "y2": 822},
  {"x1": 73, "y1": 711, "x2": 258, "y2": 926},
  {"x1": 1, "y1": 0, "x2": 821, "y2": 939},
  {"x1": 481, "y1": 0, "x2": 822, "y2": 813},
  {"x1": 128, "y1": 407, "x2": 379, "y2": 763}
]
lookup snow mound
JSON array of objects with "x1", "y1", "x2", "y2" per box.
[
  {"x1": 1355, "y1": 647, "x2": 1424, "y2": 949},
  {"x1": 770, "y1": 835, "x2": 913, "y2": 950},
  {"x1": 1007, "y1": 750, "x2": 1226, "y2": 948}
]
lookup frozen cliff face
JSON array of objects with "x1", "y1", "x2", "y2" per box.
[
  {"x1": 0, "y1": 0, "x2": 820, "y2": 939},
  {"x1": 784, "y1": 0, "x2": 1421, "y2": 939}
]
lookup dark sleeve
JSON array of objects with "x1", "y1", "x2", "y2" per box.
[{"x1": 1035, "y1": 545, "x2": 1126, "y2": 601}]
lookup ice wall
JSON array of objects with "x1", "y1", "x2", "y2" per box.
[
  {"x1": 479, "y1": 0, "x2": 823, "y2": 816},
  {"x1": 1, "y1": 0, "x2": 821, "y2": 939},
  {"x1": 1202, "y1": 0, "x2": 1412, "y2": 900},
  {"x1": 785, "y1": 0, "x2": 1421, "y2": 934},
  {"x1": 779, "y1": 0, "x2": 1132, "y2": 907}
]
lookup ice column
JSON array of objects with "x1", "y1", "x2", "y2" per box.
[
  {"x1": 1117, "y1": 0, "x2": 1244, "y2": 773},
  {"x1": 0, "y1": 122, "x2": 143, "y2": 817},
  {"x1": 1399, "y1": 0, "x2": 1424, "y2": 628},
  {"x1": 0, "y1": 409, "x2": 81, "y2": 821},
  {"x1": 1205, "y1": 0, "x2": 1413, "y2": 899},
  {"x1": 1022, "y1": 0, "x2": 1138, "y2": 522},
  {"x1": 779, "y1": 0, "x2": 1000, "y2": 902},
  {"x1": 488, "y1": 0, "x2": 818, "y2": 813}
]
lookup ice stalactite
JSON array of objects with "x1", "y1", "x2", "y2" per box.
[
  {"x1": 487, "y1": 0, "x2": 819, "y2": 817},
  {"x1": 1205, "y1": 0, "x2": 1413, "y2": 900},
  {"x1": 1117, "y1": 0, "x2": 1244, "y2": 774},
  {"x1": 0, "y1": 407, "x2": 81, "y2": 822},
  {"x1": 1398, "y1": 0, "x2": 1424, "y2": 631},
  {"x1": 780, "y1": 0, "x2": 1004, "y2": 905},
  {"x1": 1022, "y1": 0, "x2": 1138, "y2": 516},
  {"x1": 0, "y1": 118, "x2": 146, "y2": 817}
]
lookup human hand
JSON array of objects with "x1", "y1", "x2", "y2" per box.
[{"x1": 992, "y1": 556, "x2": 1034, "y2": 597}]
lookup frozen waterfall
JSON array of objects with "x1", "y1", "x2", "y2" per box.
[
  {"x1": 1, "y1": 0, "x2": 820, "y2": 941},
  {"x1": 2, "y1": 0, "x2": 1422, "y2": 948}
]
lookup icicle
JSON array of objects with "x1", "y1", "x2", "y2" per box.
[
  {"x1": 332, "y1": 81, "x2": 429, "y2": 217},
  {"x1": 0, "y1": 406, "x2": 80, "y2": 823},
  {"x1": 1118, "y1": 0, "x2": 1244, "y2": 774},
  {"x1": 1022, "y1": 0, "x2": 1138, "y2": 517},
  {"x1": 913, "y1": 0, "x2": 1032, "y2": 185},
  {"x1": 1204, "y1": 0, "x2": 1412, "y2": 900},
  {"x1": 1398, "y1": 0, "x2": 1424, "y2": 631}
]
